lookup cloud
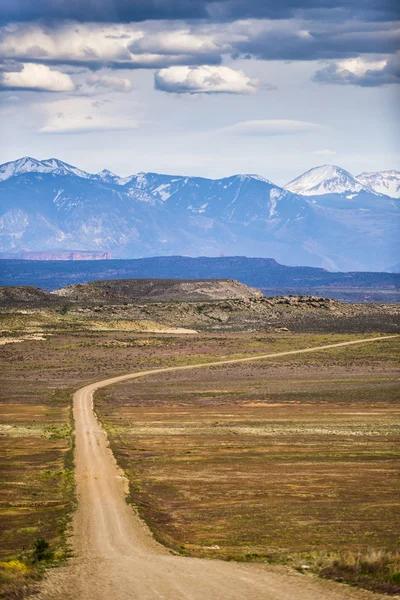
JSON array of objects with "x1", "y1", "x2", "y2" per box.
[
  {"x1": 206, "y1": 0, "x2": 398, "y2": 22},
  {"x1": 223, "y1": 119, "x2": 324, "y2": 135},
  {"x1": 0, "y1": 23, "x2": 224, "y2": 70},
  {"x1": 86, "y1": 73, "x2": 132, "y2": 92},
  {"x1": 0, "y1": 23, "x2": 138, "y2": 68},
  {"x1": 0, "y1": 0, "x2": 396, "y2": 24},
  {"x1": 127, "y1": 28, "x2": 225, "y2": 66},
  {"x1": 313, "y1": 52, "x2": 400, "y2": 86},
  {"x1": 0, "y1": 63, "x2": 74, "y2": 92},
  {"x1": 0, "y1": 0, "x2": 207, "y2": 23},
  {"x1": 37, "y1": 96, "x2": 139, "y2": 133},
  {"x1": 230, "y1": 19, "x2": 400, "y2": 61},
  {"x1": 154, "y1": 65, "x2": 258, "y2": 94},
  {"x1": 129, "y1": 29, "x2": 225, "y2": 57},
  {"x1": 0, "y1": 20, "x2": 398, "y2": 73}
]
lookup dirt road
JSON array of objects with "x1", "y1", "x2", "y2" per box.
[{"x1": 38, "y1": 335, "x2": 398, "y2": 600}]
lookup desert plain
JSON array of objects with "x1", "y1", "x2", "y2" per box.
[{"x1": 0, "y1": 287, "x2": 399, "y2": 598}]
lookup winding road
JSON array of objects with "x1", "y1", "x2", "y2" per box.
[{"x1": 38, "y1": 335, "x2": 398, "y2": 600}]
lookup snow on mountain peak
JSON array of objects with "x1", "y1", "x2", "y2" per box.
[
  {"x1": 98, "y1": 169, "x2": 116, "y2": 177},
  {"x1": 0, "y1": 157, "x2": 397, "y2": 203},
  {"x1": 239, "y1": 174, "x2": 274, "y2": 185},
  {"x1": 356, "y1": 170, "x2": 400, "y2": 199},
  {"x1": 0, "y1": 156, "x2": 42, "y2": 181},
  {"x1": 94, "y1": 168, "x2": 120, "y2": 183},
  {"x1": 284, "y1": 164, "x2": 374, "y2": 196},
  {"x1": 133, "y1": 172, "x2": 148, "y2": 187},
  {"x1": 286, "y1": 164, "x2": 358, "y2": 195},
  {"x1": 0, "y1": 156, "x2": 91, "y2": 182}
]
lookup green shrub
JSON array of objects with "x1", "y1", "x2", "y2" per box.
[{"x1": 33, "y1": 538, "x2": 53, "y2": 562}]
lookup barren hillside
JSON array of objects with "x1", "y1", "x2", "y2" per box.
[{"x1": 51, "y1": 278, "x2": 263, "y2": 302}]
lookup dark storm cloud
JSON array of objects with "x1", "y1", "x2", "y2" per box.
[
  {"x1": 0, "y1": 0, "x2": 204, "y2": 24},
  {"x1": 208, "y1": 0, "x2": 399, "y2": 22},
  {"x1": 313, "y1": 51, "x2": 400, "y2": 86},
  {"x1": 0, "y1": 0, "x2": 397, "y2": 24},
  {"x1": 232, "y1": 22, "x2": 400, "y2": 61}
]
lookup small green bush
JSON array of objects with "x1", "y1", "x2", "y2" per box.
[{"x1": 33, "y1": 538, "x2": 53, "y2": 562}]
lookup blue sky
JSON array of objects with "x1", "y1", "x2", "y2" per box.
[{"x1": 0, "y1": 0, "x2": 398, "y2": 184}]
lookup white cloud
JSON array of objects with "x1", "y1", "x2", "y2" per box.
[
  {"x1": 0, "y1": 23, "x2": 138, "y2": 66},
  {"x1": 223, "y1": 119, "x2": 324, "y2": 135},
  {"x1": 1, "y1": 20, "x2": 397, "y2": 80},
  {"x1": 313, "y1": 55, "x2": 400, "y2": 86},
  {"x1": 38, "y1": 97, "x2": 139, "y2": 133},
  {"x1": 130, "y1": 29, "x2": 224, "y2": 55},
  {"x1": 86, "y1": 74, "x2": 132, "y2": 93},
  {"x1": 0, "y1": 23, "x2": 223, "y2": 69},
  {"x1": 0, "y1": 63, "x2": 74, "y2": 92},
  {"x1": 154, "y1": 65, "x2": 258, "y2": 94},
  {"x1": 337, "y1": 57, "x2": 387, "y2": 77}
]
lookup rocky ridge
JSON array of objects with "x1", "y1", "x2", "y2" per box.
[
  {"x1": 51, "y1": 278, "x2": 264, "y2": 303},
  {"x1": 0, "y1": 282, "x2": 398, "y2": 334}
]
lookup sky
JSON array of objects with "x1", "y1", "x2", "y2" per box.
[{"x1": 0, "y1": 0, "x2": 398, "y2": 185}]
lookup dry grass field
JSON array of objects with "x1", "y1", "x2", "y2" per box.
[
  {"x1": 94, "y1": 336, "x2": 400, "y2": 595},
  {"x1": 0, "y1": 312, "x2": 399, "y2": 596}
]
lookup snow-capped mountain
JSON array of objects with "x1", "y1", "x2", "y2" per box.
[
  {"x1": 356, "y1": 170, "x2": 400, "y2": 199},
  {"x1": 0, "y1": 156, "x2": 91, "y2": 182},
  {"x1": 0, "y1": 157, "x2": 398, "y2": 271},
  {"x1": 3, "y1": 157, "x2": 396, "y2": 199},
  {"x1": 284, "y1": 165, "x2": 375, "y2": 197},
  {"x1": 93, "y1": 169, "x2": 120, "y2": 184}
]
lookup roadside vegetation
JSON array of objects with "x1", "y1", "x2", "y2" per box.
[{"x1": 0, "y1": 391, "x2": 75, "y2": 598}]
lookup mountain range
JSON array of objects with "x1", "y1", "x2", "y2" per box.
[{"x1": 0, "y1": 157, "x2": 398, "y2": 271}]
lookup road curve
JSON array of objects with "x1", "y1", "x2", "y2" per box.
[{"x1": 38, "y1": 335, "x2": 398, "y2": 600}]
